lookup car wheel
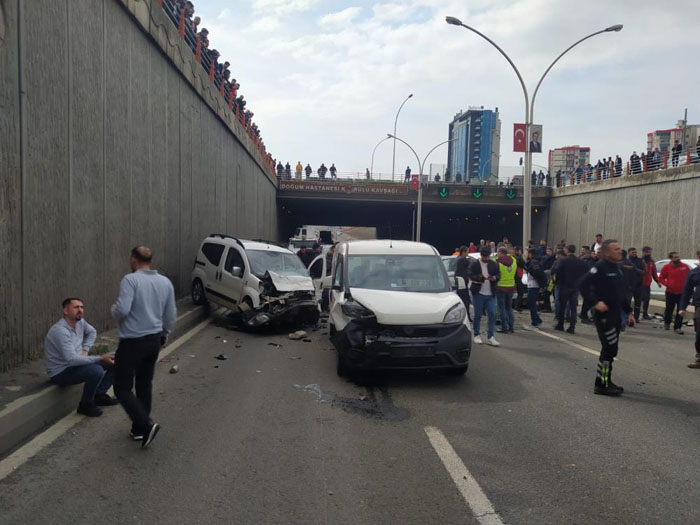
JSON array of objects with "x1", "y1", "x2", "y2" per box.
[
  {"x1": 446, "y1": 364, "x2": 469, "y2": 376},
  {"x1": 191, "y1": 279, "x2": 207, "y2": 305}
]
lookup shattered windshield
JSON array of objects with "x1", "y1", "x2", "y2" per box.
[
  {"x1": 347, "y1": 255, "x2": 449, "y2": 293},
  {"x1": 247, "y1": 250, "x2": 309, "y2": 278}
]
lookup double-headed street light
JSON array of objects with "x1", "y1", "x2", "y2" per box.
[
  {"x1": 391, "y1": 94, "x2": 413, "y2": 182},
  {"x1": 388, "y1": 134, "x2": 456, "y2": 242},
  {"x1": 446, "y1": 16, "x2": 622, "y2": 247}
]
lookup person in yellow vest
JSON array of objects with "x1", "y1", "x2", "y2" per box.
[
  {"x1": 495, "y1": 246, "x2": 517, "y2": 333},
  {"x1": 295, "y1": 161, "x2": 303, "y2": 180}
]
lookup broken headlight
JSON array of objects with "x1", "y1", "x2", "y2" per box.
[{"x1": 341, "y1": 300, "x2": 375, "y2": 320}]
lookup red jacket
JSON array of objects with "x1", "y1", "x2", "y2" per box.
[
  {"x1": 642, "y1": 258, "x2": 658, "y2": 287},
  {"x1": 659, "y1": 262, "x2": 691, "y2": 294}
]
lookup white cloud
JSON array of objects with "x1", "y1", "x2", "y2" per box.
[
  {"x1": 318, "y1": 7, "x2": 362, "y2": 27},
  {"x1": 248, "y1": 0, "x2": 321, "y2": 16},
  {"x1": 249, "y1": 15, "x2": 281, "y2": 32}
]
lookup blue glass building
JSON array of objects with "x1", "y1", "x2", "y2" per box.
[{"x1": 447, "y1": 107, "x2": 501, "y2": 184}]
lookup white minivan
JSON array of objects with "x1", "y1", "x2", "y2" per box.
[
  {"x1": 327, "y1": 240, "x2": 472, "y2": 376},
  {"x1": 191, "y1": 235, "x2": 319, "y2": 328}
]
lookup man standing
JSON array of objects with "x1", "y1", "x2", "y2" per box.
[
  {"x1": 680, "y1": 249, "x2": 700, "y2": 368},
  {"x1": 592, "y1": 234, "x2": 603, "y2": 253},
  {"x1": 512, "y1": 246, "x2": 527, "y2": 312},
  {"x1": 671, "y1": 140, "x2": 682, "y2": 168},
  {"x1": 579, "y1": 246, "x2": 596, "y2": 324},
  {"x1": 468, "y1": 247, "x2": 500, "y2": 346},
  {"x1": 640, "y1": 246, "x2": 659, "y2": 320},
  {"x1": 579, "y1": 240, "x2": 635, "y2": 396},
  {"x1": 295, "y1": 161, "x2": 303, "y2": 180},
  {"x1": 454, "y1": 246, "x2": 471, "y2": 311},
  {"x1": 112, "y1": 246, "x2": 176, "y2": 448},
  {"x1": 625, "y1": 248, "x2": 646, "y2": 322},
  {"x1": 659, "y1": 252, "x2": 691, "y2": 334},
  {"x1": 524, "y1": 248, "x2": 545, "y2": 330},
  {"x1": 304, "y1": 163, "x2": 312, "y2": 178},
  {"x1": 553, "y1": 245, "x2": 587, "y2": 334},
  {"x1": 329, "y1": 163, "x2": 337, "y2": 180},
  {"x1": 495, "y1": 247, "x2": 516, "y2": 334},
  {"x1": 45, "y1": 298, "x2": 117, "y2": 417},
  {"x1": 296, "y1": 245, "x2": 314, "y2": 267}
]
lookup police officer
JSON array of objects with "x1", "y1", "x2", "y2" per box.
[{"x1": 579, "y1": 240, "x2": 635, "y2": 396}]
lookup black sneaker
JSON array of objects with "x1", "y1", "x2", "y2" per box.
[
  {"x1": 566, "y1": 327, "x2": 576, "y2": 334},
  {"x1": 94, "y1": 393, "x2": 119, "y2": 406},
  {"x1": 642, "y1": 314, "x2": 652, "y2": 320},
  {"x1": 77, "y1": 402, "x2": 103, "y2": 417},
  {"x1": 130, "y1": 426, "x2": 144, "y2": 441},
  {"x1": 554, "y1": 324, "x2": 565, "y2": 332},
  {"x1": 594, "y1": 384, "x2": 623, "y2": 396},
  {"x1": 142, "y1": 423, "x2": 161, "y2": 449},
  {"x1": 580, "y1": 316, "x2": 592, "y2": 325}
]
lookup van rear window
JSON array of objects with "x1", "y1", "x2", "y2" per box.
[{"x1": 201, "y1": 242, "x2": 225, "y2": 266}]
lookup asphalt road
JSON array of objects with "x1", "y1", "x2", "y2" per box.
[{"x1": 1, "y1": 310, "x2": 699, "y2": 524}]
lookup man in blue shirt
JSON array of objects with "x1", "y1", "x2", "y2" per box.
[
  {"x1": 112, "y1": 246, "x2": 176, "y2": 449},
  {"x1": 45, "y1": 298, "x2": 117, "y2": 417}
]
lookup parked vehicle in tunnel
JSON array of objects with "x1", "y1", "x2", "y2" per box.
[
  {"x1": 191, "y1": 235, "x2": 319, "y2": 328},
  {"x1": 327, "y1": 240, "x2": 471, "y2": 376}
]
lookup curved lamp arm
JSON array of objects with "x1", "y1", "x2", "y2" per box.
[{"x1": 388, "y1": 133, "x2": 422, "y2": 175}]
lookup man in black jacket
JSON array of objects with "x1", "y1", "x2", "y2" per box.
[
  {"x1": 467, "y1": 247, "x2": 500, "y2": 346},
  {"x1": 454, "y1": 246, "x2": 471, "y2": 310},
  {"x1": 579, "y1": 246, "x2": 597, "y2": 323},
  {"x1": 680, "y1": 249, "x2": 700, "y2": 368},
  {"x1": 579, "y1": 240, "x2": 636, "y2": 396},
  {"x1": 554, "y1": 244, "x2": 588, "y2": 334},
  {"x1": 626, "y1": 248, "x2": 646, "y2": 322}
]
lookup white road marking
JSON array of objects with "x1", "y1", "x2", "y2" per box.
[
  {"x1": 533, "y1": 329, "x2": 600, "y2": 357},
  {"x1": 425, "y1": 426, "x2": 505, "y2": 525},
  {"x1": 0, "y1": 317, "x2": 213, "y2": 481},
  {"x1": 0, "y1": 413, "x2": 82, "y2": 481}
]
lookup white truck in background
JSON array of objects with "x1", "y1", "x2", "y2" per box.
[{"x1": 288, "y1": 225, "x2": 377, "y2": 252}]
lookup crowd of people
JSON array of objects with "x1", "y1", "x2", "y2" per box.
[
  {"x1": 557, "y1": 138, "x2": 700, "y2": 187},
  {"x1": 276, "y1": 162, "x2": 340, "y2": 181},
  {"x1": 452, "y1": 236, "x2": 700, "y2": 396},
  {"x1": 161, "y1": 0, "x2": 274, "y2": 172}
]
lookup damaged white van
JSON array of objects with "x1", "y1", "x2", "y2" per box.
[
  {"x1": 191, "y1": 235, "x2": 319, "y2": 328},
  {"x1": 327, "y1": 240, "x2": 472, "y2": 376}
]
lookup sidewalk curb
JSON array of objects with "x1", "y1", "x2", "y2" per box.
[{"x1": 0, "y1": 303, "x2": 211, "y2": 459}]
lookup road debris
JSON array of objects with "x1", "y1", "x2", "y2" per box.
[
  {"x1": 214, "y1": 354, "x2": 228, "y2": 361},
  {"x1": 169, "y1": 365, "x2": 179, "y2": 374},
  {"x1": 267, "y1": 342, "x2": 283, "y2": 348},
  {"x1": 289, "y1": 356, "x2": 302, "y2": 360},
  {"x1": 289, "y1": 330, "x2": 307, "y2": 340}
]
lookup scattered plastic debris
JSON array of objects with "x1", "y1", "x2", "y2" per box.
[
  {"x1": 302, "y1": 339, "x2": 312, "y2": 343},
  {"x1": 289, "y1": 330, "x2": 308, "y2": 340},
  {"x1": 222, "y1": 340, "x2": 228, "y2": 343},
  {"x1": 267, "y1": 343, "x2": 283, "y2": 348},
  {"x1": 289, "y1": 356, "x2": 302, "y2": 360},
  {"x1": 169, "y1": 365, "x2": 179, "y2": 374},
  {"x1": 214, "y1": 354, "x2": 228, "y2": 361}
]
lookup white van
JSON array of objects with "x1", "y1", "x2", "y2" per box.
[
  {"x1": 327, "y1": 240, "x2": 471, "y2": 376},
  {"x1": 191, "y1": 235, "x2": 319, "y2": 328}
]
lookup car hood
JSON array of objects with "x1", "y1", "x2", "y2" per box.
[
  {"x1": 348, "y1": 288, "x2": 461, "y2": 325},
  {"x1": 266, "y1": 271, "x2": 314, "y2": 292}
]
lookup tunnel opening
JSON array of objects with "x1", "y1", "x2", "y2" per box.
[{"x1": 278, "y1": 199, "x2": 530, "y2": 254}]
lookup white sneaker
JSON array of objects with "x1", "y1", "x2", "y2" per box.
[
  {"x1": 523, "y1": 324, "x2": 540, "y2": 331},
  {"x1": 473, "y1": 335, "x2": 483, "y2": 344},
  {"x1": 487, "y1": 336, "x2": 500, "y2": 347}
]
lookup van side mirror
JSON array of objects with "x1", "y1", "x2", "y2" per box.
[{"x1": 232, "y1": 266, "x2": 243, "y2": 278}]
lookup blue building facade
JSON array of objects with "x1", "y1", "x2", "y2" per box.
[{"x1": 447, "y1": 107, "x2": 500, "y2": 184}]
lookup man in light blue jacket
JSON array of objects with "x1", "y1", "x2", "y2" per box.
[
  {"x1": 112, "y1": 246, "x2": 176, "y2": 449},
  {"x1": 45, "y1": 298, "x2": 117, "y2": 417}
]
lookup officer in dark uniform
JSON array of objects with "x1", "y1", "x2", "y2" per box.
[{"x1": 579, "y1": 239, "x2": 636, "y2": 396}]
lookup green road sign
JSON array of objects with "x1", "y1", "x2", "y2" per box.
[
  {"x1": 505, "y1": 188, "x2": 517, "y2": 200},
  {"x1": 438, "y1": 186, "x2": 449, "y2": 198},
  {"x1": 472, "y1": 188, "x2": 484, "y2": 199}
]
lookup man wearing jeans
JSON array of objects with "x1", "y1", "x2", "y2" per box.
[
  {"x1": 45, "y1": 298, "x2": 117, "y2": 417},
  {"x1": 112, "y1": 246, "x2": 176, "y2": 449},
  {"x1": 553, "y1": 245, "x2": 588, "y2": 334},
  {"x1": 524, "y1": 248, "x2": 544, "y2": 330},
  {"x1": 495, "y1": 246, "x2": 516, "y2": 334},
  {"x1": 659, "y1": 253, "x2": 691, "y2": 334},
  {"x1": 468, "y1": 247, "x2": 500, "y2": 346}
]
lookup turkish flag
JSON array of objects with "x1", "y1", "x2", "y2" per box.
[
  {"x1": 411, "y1": 174, "x2": 419, "y2": 191},
  {"x1": 513, "y1": 123, "x2": 526, "y2": 152}
]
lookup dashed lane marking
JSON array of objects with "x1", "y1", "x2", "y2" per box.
[
  {"x1": 531, "y1": 329, "x2": 600, "y2": 358},
  {"x1": 425, "y1": 426, "x2": 505, "y2": 525}
]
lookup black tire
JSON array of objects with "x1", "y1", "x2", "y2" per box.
[
  {"x1": 446, "y1": 364, "x2": 469, "y2": 376},
  {"x1": 191, "y1": 279, "x2": 206, "y2": 305}
]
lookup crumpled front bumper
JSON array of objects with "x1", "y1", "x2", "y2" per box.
[
  {"x1": 332, "y1": 320, "x2": 471, "y2": 370},
  {"x1": 244, "y1": 299, "x2": 320, "y2": 328}
]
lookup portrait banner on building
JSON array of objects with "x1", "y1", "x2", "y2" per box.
[{"x1": 530, "y1": 124, "x2": 543, "y2": 153}]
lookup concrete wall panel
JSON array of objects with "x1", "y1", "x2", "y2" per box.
[
  {"x1": 0, "y1": 0, "x2": 22, "y2": 369},
  {"x1": 21, "y1": 0, "x2": 70, "y2": 361}
]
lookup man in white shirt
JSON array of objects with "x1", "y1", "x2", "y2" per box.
[{"x1": 467, "y1": 247, "x2": 501, "y2": 346}]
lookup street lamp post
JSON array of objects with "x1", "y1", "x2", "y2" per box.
[
  {"x1": 392, "y1": 94, "x2": 413, "y2": 183},
  {"x1": 370, "y1": 136, "x2": 391, "y2": 180},
  {"x1": 446, "y1": 16, "x2": 622, "y2": 247},
  {"x1": 389, "y1": 134, "x2": 456, "y2": 242}
]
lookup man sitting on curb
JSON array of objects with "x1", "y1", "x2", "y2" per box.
[{"x1": 45, "y1": 298, "x2": 117, "y2": 417}]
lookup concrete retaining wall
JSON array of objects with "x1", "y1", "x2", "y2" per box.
[
  {"x1": 548, "y1": 165, "x2": 700, "y2": 256},
  {"x1": 0, "y1": 0, "x2": 278, "y2": 370}
]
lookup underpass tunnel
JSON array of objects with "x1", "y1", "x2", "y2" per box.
[{"x1": 278, "y1": 199, "x2": 546, "y2": 255}]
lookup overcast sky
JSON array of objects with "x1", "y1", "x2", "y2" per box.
[{"x1": 193, "y1": 0, "x2": 699, "y2": 177}]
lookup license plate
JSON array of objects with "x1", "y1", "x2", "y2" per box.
[{"x1": 391, "y1": 347, "x2": 435, "y2": 358}]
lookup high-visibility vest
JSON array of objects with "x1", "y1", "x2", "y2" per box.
[{"x1": 497, "y1": 256, "x2": 517, "y2": 288}]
